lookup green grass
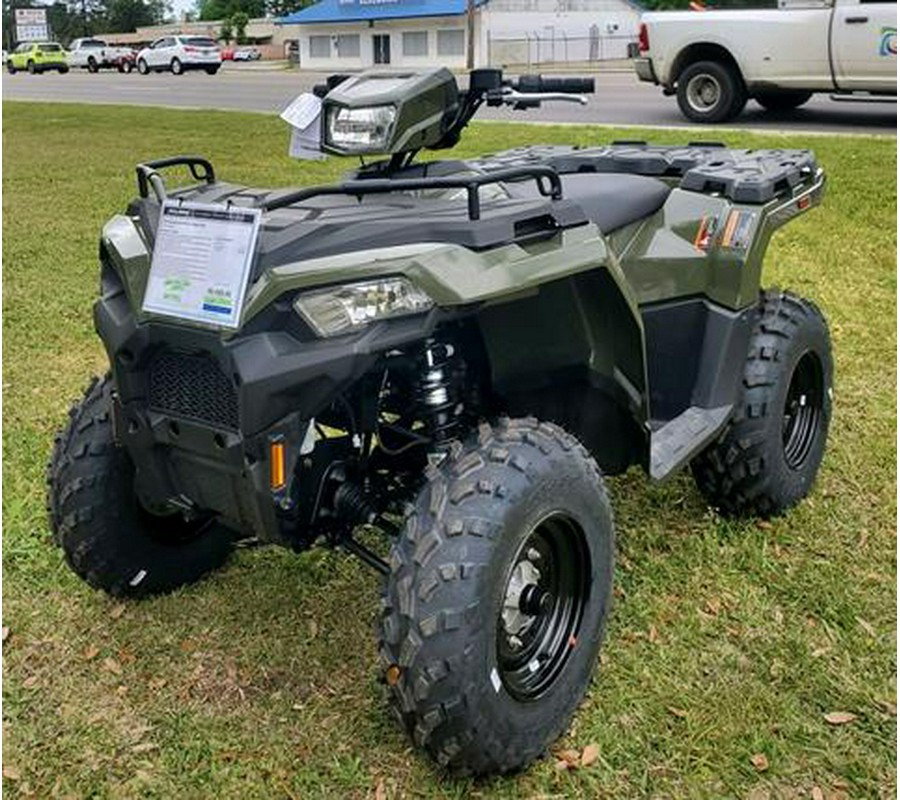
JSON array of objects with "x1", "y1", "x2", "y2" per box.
[{"x1": 2, "y1": 101, "x2": 896, "y2": 799}]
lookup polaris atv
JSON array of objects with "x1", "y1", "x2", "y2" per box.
[{"x1": 48, "y1": 67, "x2": 832, "y2": 776}]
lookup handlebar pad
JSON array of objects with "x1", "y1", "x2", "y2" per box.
[{"x1": 516, "y1": 75, "x2": 595, "y2": 94}]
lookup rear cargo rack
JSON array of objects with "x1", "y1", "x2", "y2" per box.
[
  {"x1": 471, "y1": 144, "x2": 818, "y2": 203},
  {"x1": 260, "y1": 166, "x2": 564, "y2": 221}
]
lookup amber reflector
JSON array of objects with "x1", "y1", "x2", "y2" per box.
[{"x1": 270, "y1": 440, "x2": 286, "y2": 491}]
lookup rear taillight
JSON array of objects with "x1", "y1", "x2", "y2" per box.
[
  {"x1": 184, "y1": 46, "x2": 200, "y2": 53},
  {"x1": 638, "y1": 23, "x2": 650, "y2": 53}
]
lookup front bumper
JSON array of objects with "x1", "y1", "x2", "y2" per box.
[
  {"x1": 633, "y1": 57, "x2": 657, "y2": 85},
  {"x1": 94, "y1": 277, "x2": 447, "y2": 540}
]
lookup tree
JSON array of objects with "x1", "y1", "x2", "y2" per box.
[
  {"x1": 265, "y1": 0, "x2": 314, "y2": 18},
  {"x1": 45, "y1": 0, "x2": 83, "y2": 42},
  {"x1": 218, "y1": 15, "x2": 231, "y2": 40},
  {"x1": 197, "y1": 0, "x2": 262, "y2": 21},
  {"x1": 3, "y1": 0, "x2": 171, "y2": 46},
  {"x1": 104, "y1": 0, "x2": 167, "y2": 32},
  {"x1": 230, "y1": 9, "x2": 246, "y2": 42}
]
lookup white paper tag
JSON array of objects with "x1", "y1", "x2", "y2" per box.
[
  {"x1": 289, "y1": 126, "x2": 325, "y2": 161},
  {"x1": 490, "y1": 667, "x2": 502, "y2": 693},
  {"x1": 282, "y1": 93, "x2": 324, "y2": 161},
  {"x1": 142, "y1": 200, "x2": 262, "y2": 329},
  {"x1": 280, "y1": 92, "x2": 322, "y2": 130}
]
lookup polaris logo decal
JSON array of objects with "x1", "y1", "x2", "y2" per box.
[{"x1": 879, "y1": 27, "x2": 897, "y2": 57}]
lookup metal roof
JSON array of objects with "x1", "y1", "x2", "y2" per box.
[{"x1": 278, "y1": 0, "x2": 487, "y2": 25}]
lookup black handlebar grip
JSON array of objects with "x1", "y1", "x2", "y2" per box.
[{"x1": 516, "y1": 75, "x2": 595, "y2": 94}]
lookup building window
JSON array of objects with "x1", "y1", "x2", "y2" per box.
[
  {"x1": 336, "y1": 34, "x2": 360, "y2": 58},
  {"x1": 436, "y1": 29, "x2": 465, "y2": 57},
  {"x1": 402, "y1": 31, "x2": 428, "y2": 57},
  {"x1": 309, "y1": 35, "x2": 330, "y2": 58}
]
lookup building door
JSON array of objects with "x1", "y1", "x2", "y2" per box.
[{"x1": 373, "y1": 34, "x2": 391, "y2": 64}]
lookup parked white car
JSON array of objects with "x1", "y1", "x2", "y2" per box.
[
  {"x1": 136, "y1": 35, "x2": 221, "y2": 75},
  {"x1": 234, "y1": 47, "x2": 261, "y2": 61},
  {"x1": 634, "y1": 0, "x2": 898, "y2": 122}
]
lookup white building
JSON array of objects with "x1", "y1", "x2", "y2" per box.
[{"x1": 277, "y1": 0, "x2": 640, "y2": 71}]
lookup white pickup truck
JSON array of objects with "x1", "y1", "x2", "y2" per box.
[
  {"x1": 68, "y1": 38, "x2": 136, "y2": 73},
  {"x1": 633, "y1": 0, "x2": 897, "y2": 122}
]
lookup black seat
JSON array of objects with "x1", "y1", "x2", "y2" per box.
[{"x1": 506, "y1": 173, "x2": 671, "y2": 234}]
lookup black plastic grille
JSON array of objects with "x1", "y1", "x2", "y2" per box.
[{"x1": 148, "y1": 350, "x2": 239, "y2": 430}]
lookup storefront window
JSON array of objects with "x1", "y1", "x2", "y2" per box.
[
  {"x1": 309, "y1": 35, "x2": 330, "y2": 58},
  {"x1": 336, "y1": 34, "x2": 360, "y2": 57},
  {"x1": 436, "y1": 29, "x2": 464, "y2": 56},
  {"x1": 402, "y1": 31, "x2": 428, "y2": 57}
]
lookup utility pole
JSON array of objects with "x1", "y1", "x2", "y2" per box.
[{"x1": 465, "y1": 0, "x2": 475, "y2": 69}]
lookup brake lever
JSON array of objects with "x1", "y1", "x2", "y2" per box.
[{"x1": 500, "y1": 89, "x2": 589, "y2": 107}]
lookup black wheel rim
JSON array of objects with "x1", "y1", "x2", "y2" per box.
[
  {"x1": 135, "y1": 484, "x2": 216, "y2": 546},
  {"x1": 496, "y1": 512, "x2": 591, "y2": 701},
  {"x1": 782, "y1": 350, "x2": 824, "y2": 470}
]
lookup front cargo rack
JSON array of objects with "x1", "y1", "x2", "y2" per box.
[
  {"x1": 136, "y1": 155, "x2": 216, "y2": 201},
  {"x1": 135, "y1": 157, "x2": 565, "y2": 222},
  {"x1": 259, "y1": 166, "x2": 564, "y2": 220}
]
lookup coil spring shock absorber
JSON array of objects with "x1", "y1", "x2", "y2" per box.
[{"x1": 417, "y1": 338, "x2": 465, "y2": 448}]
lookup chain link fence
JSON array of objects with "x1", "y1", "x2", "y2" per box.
[{"x1": 487, "y1": 31, "x2": 636, "y2": 68}]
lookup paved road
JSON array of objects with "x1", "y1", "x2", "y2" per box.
[{"x1": 3, "y1": 67, "x2": 896, "y2": 135}]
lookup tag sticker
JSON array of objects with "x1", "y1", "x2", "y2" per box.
[
  {"x1": 693, "y1": 214, "x2": 719, "y2": 252},
  {"x1": 721, "y1": 210, "x2": 757, "y2": 251},
  {"x1": 490, "y1": 667, "x2": 502, "y2": 693}
]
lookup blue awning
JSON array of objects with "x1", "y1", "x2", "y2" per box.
[{"x1": 278, "y1": 0, "x2": 486, "y2": 25}]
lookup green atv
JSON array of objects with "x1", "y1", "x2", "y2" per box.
[{"x1": 48, "y1": 68, "x2": 832, "y2": 776}]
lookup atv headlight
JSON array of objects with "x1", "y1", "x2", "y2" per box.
[
  {"x1": 325, "y1": 104, "x2": 396, "y2": 153},
  {"x1": 294, "y1": 278, "x2": 433, "y2": 337}
]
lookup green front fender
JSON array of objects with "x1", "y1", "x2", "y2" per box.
[
  {"x1": 244, "y1": 223, "x2": 618, "y2": 315},
  {"x1": 101, "y1": 213, "x2": 650, "y2": 424}
]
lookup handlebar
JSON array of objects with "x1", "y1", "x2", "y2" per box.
[
  {"x1": 479, "y1": 72, "x2": 594, "y2": 110},
  {"x1": 512, "y1": 75, "x2": 595, "y2": 95}
]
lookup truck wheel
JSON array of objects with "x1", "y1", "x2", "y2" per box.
[
  {"x1": 137, "y1": 58, "x2": 149, "y2": 74},
  {"x1": 692, "y1": 290, "x2": 832, "y2": 518},
  {"x1": 170, "y1": 57, "x2": 183, "y2": 75},
  {"x1": 755, "y1": 90, "x2": 813, "y2": 112},
  {"x1": 205, "y1": 66, "x2": 219, "y2": 75},
  {"x1": 7, "y1": 62, "x2": 16, "y2": 74},
  {"x1": 87, "y1": 56, "x2": 98, "y2": 73},
  {"x1": 379, "y1": 418, "x2": 614, "y2": 776},
  {"x1": 27, "y1": 60, "x2": 36, "y2": 74},
  {"x1": 47, "y1": 375, "x2": 235, "y2": 598},
  {"x1": 58, "y1": 65, "x2": 68, "y2": 74},
  {"x1": 676, "y1": 60, "x2": 746, "y2": 123}
]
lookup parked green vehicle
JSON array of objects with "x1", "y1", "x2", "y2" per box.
[
  {"x1": 48, "y1": 67, "x2": 832, "y2": 776},
  {"x1": 7, "y1": 41, "x2": 68, "y2": 74}
]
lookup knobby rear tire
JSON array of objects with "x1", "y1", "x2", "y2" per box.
[{"x1": 692, "y1": 290, "x2": 832, "y2": 517}]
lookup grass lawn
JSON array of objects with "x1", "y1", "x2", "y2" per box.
[{"x1": 2, "y1": 101, "x2": 896, "y2": 799}]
